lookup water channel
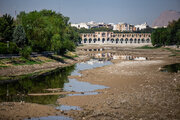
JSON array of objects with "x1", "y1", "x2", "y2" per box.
[{"x1": 0, "y1": 59, "x2": 112, "y2": 120}]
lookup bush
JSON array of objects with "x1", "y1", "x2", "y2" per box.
[
  {"x1": 20, "y1": 46, "x2": 32, "y2": 59},
  {"x1": 0, "y1": 42, "x2": 7, "y2": 54},
  {"x1": 0, "y1": 42, "x2": 19, "y2": 54},
  {"x1": 8, "y1": 42, "x2": 19, "y2": 54}
]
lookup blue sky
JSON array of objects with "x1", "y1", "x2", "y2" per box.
[{"x1": 0, "y1": 0, "x2": 180, "y2": 26}]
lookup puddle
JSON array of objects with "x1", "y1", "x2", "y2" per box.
[
  {"x1": 68, "y1": 92, "x2": 99, "y2": 96},
  {"x1": 161, "y1": 63, "x2": 180, "y2": 73},
  {"x1": 24, "y1": 116, "x2": 73, "y2": 120},
  {"x1": 63, "y1": 79, "x2": 108, "y2": 92},
  {"x1": 56, "y1": 105, "x2": 81, "y2": 111}
]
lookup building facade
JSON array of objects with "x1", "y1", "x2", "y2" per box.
[
  {"x1": 80, "y1": 32, "x2": 151, "y2": 45},
  {"x1": 135, "y1": 22, "x2": 148, "y2": 30},
  {"x1": 116, "y1": 23, "x2": 136, "y2": 32}
]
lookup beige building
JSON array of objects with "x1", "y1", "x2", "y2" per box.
[
  {"x1": 80, "y1": 31, "x2": 151, "y2": 45},
  {"x1": 116, "y1": 23, "x2": 136, "y2": 32}
]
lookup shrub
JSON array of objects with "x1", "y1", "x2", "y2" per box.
[
  {"x1": 0, "y1": 42, "x2": 19, "y2": 54},
  {"x1": 20, "y1": 46, "x2": 32, "y2": 59}
]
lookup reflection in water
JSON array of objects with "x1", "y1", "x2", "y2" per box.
[
  {"x1": 0, "y1": 59, "x2": 112, "y2": 106},
  {"x1": 161, "y1": 63, "x2": 180, "y2": 73},
  {"x1": 64, "y1": 79, "x2": 108, "y2": 92},
  {"x1": 0, "y1": 65, "x2": 75, "y2": 104}
]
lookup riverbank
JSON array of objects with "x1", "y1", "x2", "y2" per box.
[
  {"x1": 60, "y1": 59, "x2": 180, "y2": 120},
  {"x1": 0, "y1": 47, "x2": 179, "y2": 120},
  {"x1": 0, "y1": 54, "x2": 90, "y2": 82}
]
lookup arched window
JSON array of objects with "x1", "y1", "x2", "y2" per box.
[{"x1": 98, "y1": 38, "x2": 100, "y2": 41}]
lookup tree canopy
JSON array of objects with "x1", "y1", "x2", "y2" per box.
[
  {"x1": 16, "y1": 9, "x2": 79, "y2": 53},
  {"x1": 0, "y1": 14, "x2": 14, "y2": 42},
  {"x1": 151, "y1": 18, "x2": 180, "y2": 47}
]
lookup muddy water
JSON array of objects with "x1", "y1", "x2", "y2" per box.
[{"x1": 0, "y1": 59, "x2": 112, "y2": 106}]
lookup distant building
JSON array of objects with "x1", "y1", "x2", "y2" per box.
[
  {"x1": 115, "y1": 23, "x2": 136, "y2": 32},
  {"x1": 71, "y1": 21, "x2": 113, "y2": 29},
  {"x1": 80, "y1": 31, "x2": 151, "y2": 45},
  {"x1": 71, "y1": 23, "x2": 90, "y2": 29},
  {"x1": 135, "y1": 22, "x2": 148, "y2": 30}
]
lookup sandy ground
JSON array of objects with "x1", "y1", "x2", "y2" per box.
[
  {"x1": 0, "y1": 102, "x2": 65, "y2": 120},
  {"x1": 59, "y1": 59, "x2": 180, "y2": 120},
  {"x1": 0, "y1": 48, "x2": 180, "y2": 120}
]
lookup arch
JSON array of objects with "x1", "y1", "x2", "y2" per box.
[
  {"x1": 93, "y1": 38, "x2": 97, "y2": 43},
  {"x1": 138, "y1": 39, "x2": 140, "y2": 44},
  {"x1": 98, "y1": 38, "x2": 100, "y2": 41},
  {"x1": 125, "y1": 38, "x2": 128, "y2": 44},
  {"x1": 111, "y1": 38, "x2": 114, "y2": 43},
  {"x1": 130, "y1": 38, "x2": 133, "y2": 43},
  {"x1": 141, "y1": 38, "x2": 145, "y2": 43},
  {"x1": 120, "y1": 38, "x2": 123, "y2": 44},
  {"x1": 84, "y1": 38, "x2": 87, "y2": 43},
  {"x1": 102, "y1": 38, "x2": 105, "y2": 43},
  {"x1": 134, "y1": 38, "x2": 137, "y2": 43},
  {"x1": 89, "y1": 38, "x2": 92, "y2": 43},
  {"x1": 116, "y1": 38, "x2": 119, "y2": 44},
  {"x1": 146, "y1": 38, "x2": 150, "y2": 43}
]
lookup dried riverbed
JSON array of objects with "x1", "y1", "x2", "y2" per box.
[{"x1": 0, "y1": 47, "x2": 179, "y2": 120}]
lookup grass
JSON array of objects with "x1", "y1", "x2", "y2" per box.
[
  {"x1": 12, "y1": 58, "x2": 44, "y2": 66},
  {"x1": 135, "y1": 45, "x2": 160, "y2": 49},
  {"x1": 0, "y1": 56, "x2": 56, "y2": 67},
  {"x1": 163, "y1": 48, "x2": 180, "y2": 57},
  {"x1": 0, "y1": 65, "x2": 8, "y2": 68}
]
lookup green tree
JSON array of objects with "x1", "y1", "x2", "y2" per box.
[
  {"x1": 16, "y1": 9, "x2": 78, "y2": 54},
  {"x1": 0, "y1": 14, "x2": 14, "y2": 42},
  {"x1": 13, "y1": 25, "x2": 27, "y2": 48},
  {"x1": 51, "y1": 34, "x2": 62, "y2": 54}
]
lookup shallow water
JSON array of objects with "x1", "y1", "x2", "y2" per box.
[
  {"x1": 161, "y1": 63, "x2": 180, "y2": 73},
  {"x1": 67, "y1": 92, "x2": 99, "y2": 96},
  {"x1": 56, "y1": 105, "x2": 81, "y2": 111},
  {"x1": 0, "y1": 59, "x2": 112, "y2": 105},
  {"x1": 64, "y1": 78, "x2": 108, "y2": 92}
]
